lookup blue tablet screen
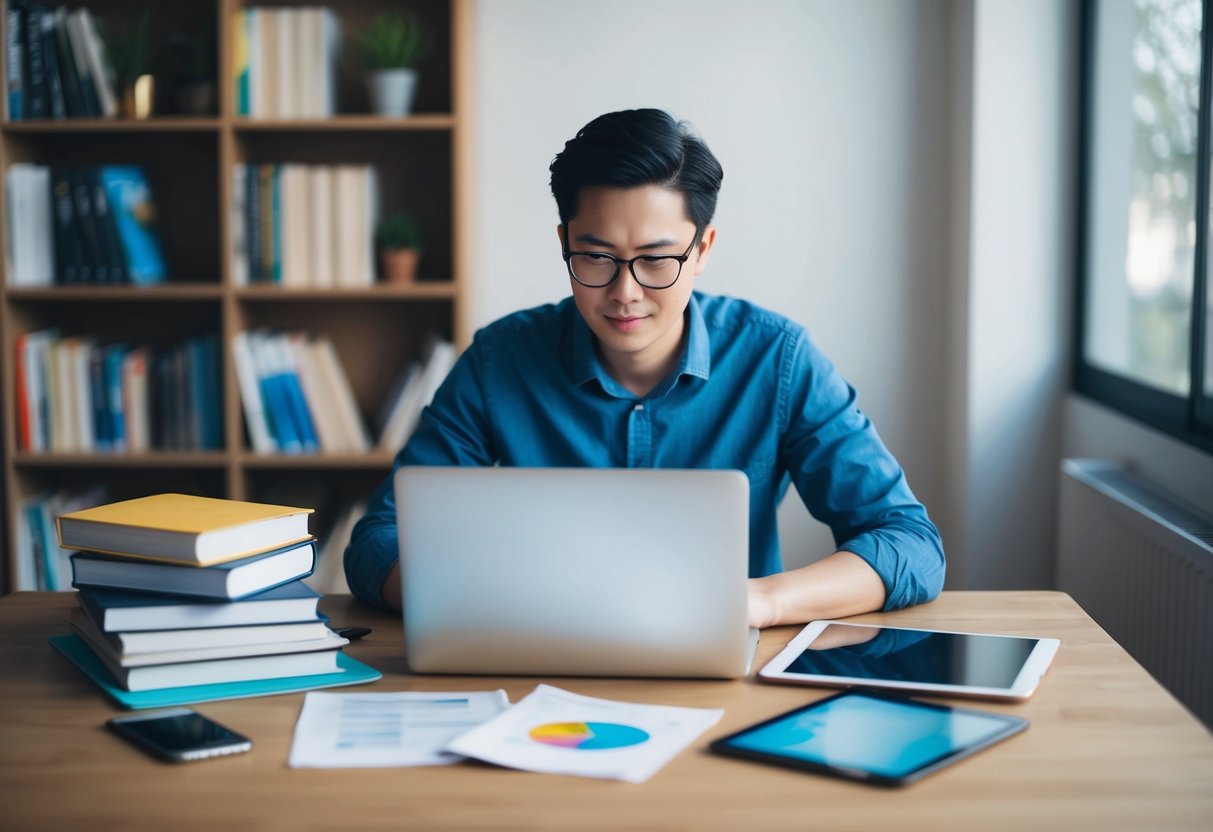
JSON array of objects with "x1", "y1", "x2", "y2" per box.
[{"x1": 724, "y1": 694, "x2": 1020, "y2": 779}]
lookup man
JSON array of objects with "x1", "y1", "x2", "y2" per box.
[{"x1": 345, "y1": 109, "x2": 945, "y2": 627}]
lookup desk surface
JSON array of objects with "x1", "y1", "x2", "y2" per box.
[{"x1": 1, "y1": 590, "x2": 1210, "y2": 831}]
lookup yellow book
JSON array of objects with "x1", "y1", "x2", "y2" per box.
[{"x1": 56, "y1": 493, "x2": 314, "y2": 566}]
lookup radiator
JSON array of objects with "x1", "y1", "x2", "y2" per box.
[{"x1": 1057, "y1": 459, "x2": 1213, "y2": 729}]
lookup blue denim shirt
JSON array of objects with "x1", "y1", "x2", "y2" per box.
[{"x1": 345, "y1": 292, "x2": 945, "y2": 610}]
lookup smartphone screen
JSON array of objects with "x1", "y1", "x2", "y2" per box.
[
  {"x1": 108, "y1": 708, "x2": 252, "y2": 762},
  {"x1": 711, "y1": 691, "x2": 1027, "y2": 785}
]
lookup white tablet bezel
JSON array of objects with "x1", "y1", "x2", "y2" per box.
[{"x1": 758, "y1": 620, "x2": 1061, "y2": 701}]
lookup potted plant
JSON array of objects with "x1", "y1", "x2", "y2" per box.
[
  {"x1": 376, "y1": 213, "x2": 424, "y2": 284},
  {"x1": 354, "y1": 11, "x2": 433, "y2": 116},
  {"x1": 102, "y1": 14, "x2": 155, "y2": 119}
]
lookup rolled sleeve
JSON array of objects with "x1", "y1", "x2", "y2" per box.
[{"x1": 779, "y1": 333, "x2": 945, "y2": 610}]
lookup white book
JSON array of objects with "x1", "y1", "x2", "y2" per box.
[
  {"x1": 313, "y1": 336, "x2": 370, "y2": 451},
  {"x1": 279, "y1": 165, "x2": 304, "y2": 286},
  {"x1": 71, "y1": 338, "x2": 96, "y2": 453},
  {"x1": 287, "y1": 332, "x2": 342, "y2": 451},
  {"x1": 72, "y1": 9, "x2": 117, "y2": 117},
  {"x1": 276, "y1": 8, "x2": 295, "y2": 118},
  {"x1": 247, "y1": 9, "x2": 263, "y2": 117},
  {"x1": 231, "y1": 164, "x2": 248, "y2": 285},
  {"x1": 322, "y1": 10, "x2": 341, "y2": 117},
  {"x1": 91, "y1": 641, "x2": 341, "y2": 692},
  {"x1": 71, "y1": 609, "x2": 347, "y2": 668},
  {"x1": 6, "y1": 165, "x2": 54, "y2": 286},
  {"x1": 333, "y1": 166, "x2": 361, "y2": 287},
  {"x1": 296, "y1": 8, "x2": 318, "y2": 118},
  {"x1": 113, "y1": 619, "x2": 337, "y2": 655},
  {"x1": 379, "y1": 340, "x2": 456, "y2": 452},
  {"x1": 233, "y1": 331, "x2": 275, "y2": 453},
  {"x1": 50, "y1": 337, "x2": 75, "y2": 452},
  {"x1": 21, "y1": 328, "x2": 58, "y2": 451},
  {"x1": 121, "y1": 347, "x2": 151, "y2": 452},
  {"x1": 308, "y1": 166, "x2": 334, "y2": 287}
]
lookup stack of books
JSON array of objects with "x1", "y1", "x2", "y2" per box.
[{"x1": 53, "y1": 493, "x2": 357, "y2": 695}]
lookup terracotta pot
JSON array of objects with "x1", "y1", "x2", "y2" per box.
[{"x1": 380, "y1": 248, "x2": 420, "y2": 284}]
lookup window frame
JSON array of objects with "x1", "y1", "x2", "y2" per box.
[{"x1": 1074, "y1": 0, "x2": 1213, "y2": 454}]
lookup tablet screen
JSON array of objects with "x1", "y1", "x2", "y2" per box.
[
  {"x1": 785, "y1": 624, "x2": 1039, "y2": 688},
  {"x1": 717, "y1": 692, "x2": 1026, "y2": 782}
]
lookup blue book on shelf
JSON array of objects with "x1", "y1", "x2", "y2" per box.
[
  {"x1": 98, "y1": 166, "x2": 167, "y2": 285},
  {"x1": 50, "y1": 634, "x2": 382, "y2": 709},
  {"x1": 103, "y1": 344, "x2": 126, "y2": 451}
]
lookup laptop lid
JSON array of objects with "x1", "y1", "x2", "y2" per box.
[{"x1": 394, "y1": 466, "x2": 752, "y2": 678}]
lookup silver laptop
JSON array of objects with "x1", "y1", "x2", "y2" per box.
[{"x1": 394, "y1": 466, "x2": 757, "y2": 678}]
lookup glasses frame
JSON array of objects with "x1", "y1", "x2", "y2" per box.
[{"x1": 562, "y1": 229, "x2": 701, "y2": 289}]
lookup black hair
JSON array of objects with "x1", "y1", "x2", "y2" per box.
[{"x1": 549, "y1": 109, "x2": 724, "y2": 233}]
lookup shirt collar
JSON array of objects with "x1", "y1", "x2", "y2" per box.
[{"x1": 569, "y1": 293, "x2": 712, "y2": 392}]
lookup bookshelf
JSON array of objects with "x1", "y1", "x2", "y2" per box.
[{"x1": 0, "y1": 0, "x2": 472, "y2": 592}]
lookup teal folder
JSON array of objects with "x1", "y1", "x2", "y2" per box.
[{"x1": 49, "y1": 634, "x2": 382, "y2": 709}]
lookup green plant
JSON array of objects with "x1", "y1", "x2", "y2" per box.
[
  {"x1": 100, "y1": 14, "x2": 153, "y2": 87},
  {"x1": 355, "y1": 12, "x2": 433, "y2": 71},
  {"x1": 376, "y1": 213, "x2": 424, "y2": 250}
]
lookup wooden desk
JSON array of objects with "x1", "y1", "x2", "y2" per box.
[{"x1": 1, "y1": 591, "x2": 1210, "y2": 831}]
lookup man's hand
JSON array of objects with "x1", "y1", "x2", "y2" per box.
[{"x1": 745, "y1": 551, "x2": 887, "y2": 629}]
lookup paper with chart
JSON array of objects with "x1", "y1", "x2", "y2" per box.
[
  {"x1": 444, "y1": 684, "x2": 724, "y2": 783},
  {"x1": 288, "y1": 689, "x2": 510, "y2": 768}
]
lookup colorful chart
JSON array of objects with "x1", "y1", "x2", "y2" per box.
[{"x1": 528, "y1": 722, "x2": 651, "y2": 750}]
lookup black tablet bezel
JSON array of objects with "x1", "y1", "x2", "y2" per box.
[{"x1": 708, "y1": 690, "x2": 1029, "y2": 787}]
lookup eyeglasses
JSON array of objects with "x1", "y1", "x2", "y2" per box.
[{"x1": 563, "y1": 234, "x2": 698, "y2": 290}]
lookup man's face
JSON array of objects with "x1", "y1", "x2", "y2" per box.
[{"x1": 560, "y1": 185, "x2": 715, "y2": 384}]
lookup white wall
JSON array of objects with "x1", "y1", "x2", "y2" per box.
[
  {"x1": 471, "y1": 0, "x2": 955, "y2": 569},
  {"x1": 953, "y1": 0, "x2": 1076, "y2": 589}
]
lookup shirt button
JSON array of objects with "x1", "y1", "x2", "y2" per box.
[{"x1": 633, "y1": 403, "x2": 644, "y2": 412}]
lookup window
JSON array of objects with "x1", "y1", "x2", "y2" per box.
[{"x1": 1077, "y1": 0, "x2": 1213, "y2": 451}]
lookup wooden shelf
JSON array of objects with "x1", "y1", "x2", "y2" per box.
[
  {"x1": 5, "y1": 285, "x2": 224, "y2": 302},
  {"x1": 0, "y1": 0, "x2": 472, "y2": 592},
  {"x1": 13, "y1": 452, "x2": 230, "y2": 469},
  {"x1": 232, "y1": 114, "x2": 455, "y2": 132}
]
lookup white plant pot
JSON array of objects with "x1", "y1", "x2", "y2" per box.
[{"x1": 367, "y1": 69, "x2": 418, "y2": 117}]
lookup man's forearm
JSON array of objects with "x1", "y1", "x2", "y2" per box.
[{"x1": 746, "y1": 550, "x2": 887, "y2": 628}]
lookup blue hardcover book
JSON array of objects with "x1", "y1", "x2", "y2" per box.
[
  {"x1": 6, "y1": 5, "x2": 24, "y2": 120},
  {"x1": 88, "y1": 346, "x2": 111, "y2": 450},
  {"x1": 271, "y1": 164, "x2": 282, "y2": 282},
  {"x1": 98, "y1": 166, "x2": 167, "y2": 285},
  {"x1": 37, "y1": 9, "x2": 65, "y2": 119},
  {"x1": 22, "y1": 5, "x2": 48, "y2": 119},
  {"x1": 72, "y1": 538, "x2": 317, "y2": 600},
  {"x1": 103, "y1": 343, "x2": 127, "y2": 451},
  {"x1": 50, "y1": 634, "x2": 382, "y2": 709},
  {"x1": 78, "y1": 580, "x2": 321, "y2": 632}
]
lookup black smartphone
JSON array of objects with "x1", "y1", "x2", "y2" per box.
[
  {"x1": 709, "y1": 690, "x2": 1028, "y2": 786},
  {"x1": 107, "y1": 707, "x2": 252, "y2": 763}
]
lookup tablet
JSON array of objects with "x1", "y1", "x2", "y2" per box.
[
  {"x1": 758, "y1": 620, "x2": 1060, "y2": 701},
  {"x1": 709, "y1": 690, "x2": 1028, "y2": 786}
]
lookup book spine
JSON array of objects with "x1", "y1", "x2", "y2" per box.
[
  {"x1": 99, "y1": 166, "x2": 167, "y2": 285},
  {"x1": 22, "y1": 5, "x2": 47, "y2": 118},
  {"x1": 104, "y1": 344, "x2": 127, "y2": 452},
  {"x1": 7, "y1": 5, "x2": 24, "y2": 120},
  {"x1": 88, "y1": 167, "x2": 127, "y2": 283},
  {"x1": 88, "y1": 344, "x2": 111, "y2": 451},
  {"x1": 69, "y1": 168, "x2": 102, "y2": 282},
  {"x1": 38, "y1": 9, "x2": 65, "y2": 118},
  {"x1": 64, "y1": 10, "x2": 100, "y2": 117},
  {"x1": 51, "y1": 8, "x2": 85, "y2": 117},
  {"x1": 50, "y1": 166, "x2": 81, "y2": 283}
]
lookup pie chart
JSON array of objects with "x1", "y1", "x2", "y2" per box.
[{"x1": 528, "y1": 721, "x2": 650, "y2": 750}]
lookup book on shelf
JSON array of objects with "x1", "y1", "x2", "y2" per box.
[
  {"x1": 232, "y1": 162, "x2": 379, "y2": 288},
  {"x1": 69, "y1": 607, "x2": 347, "y2": 669},
  {"x1": 15, "y1": 329, "x2": 221, "y2": 453},
  {"x1": 77, "y1": 580, "x2": 322, "y2": 632},
  {"x1": 7, "y1": 5, "x2": 115, "y2": 121},
  {"x1": 71, "y1": 538, "x2": 318, "y2": 600},
  {"x1": 235, "y1": 6, "x2": 339, "y2": 119},
  {"x1": 15, "y1": 486, "x2": 109, "y2": 591},
  {"x1": 57, "y1": 493, "x2": 314, "y2": 565},
  {"x1": 4, "y1": 164, "x2": 54, "y2": 286},
  {"x1": 235, "y1": 329, "x2": 371, "y2": 454},
  {"x1": 377, "y1": 336, "x2": 457, "y2": 452},
  {"x1": 98, "y1": 166, "x2": 166, "y2": 285}
]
